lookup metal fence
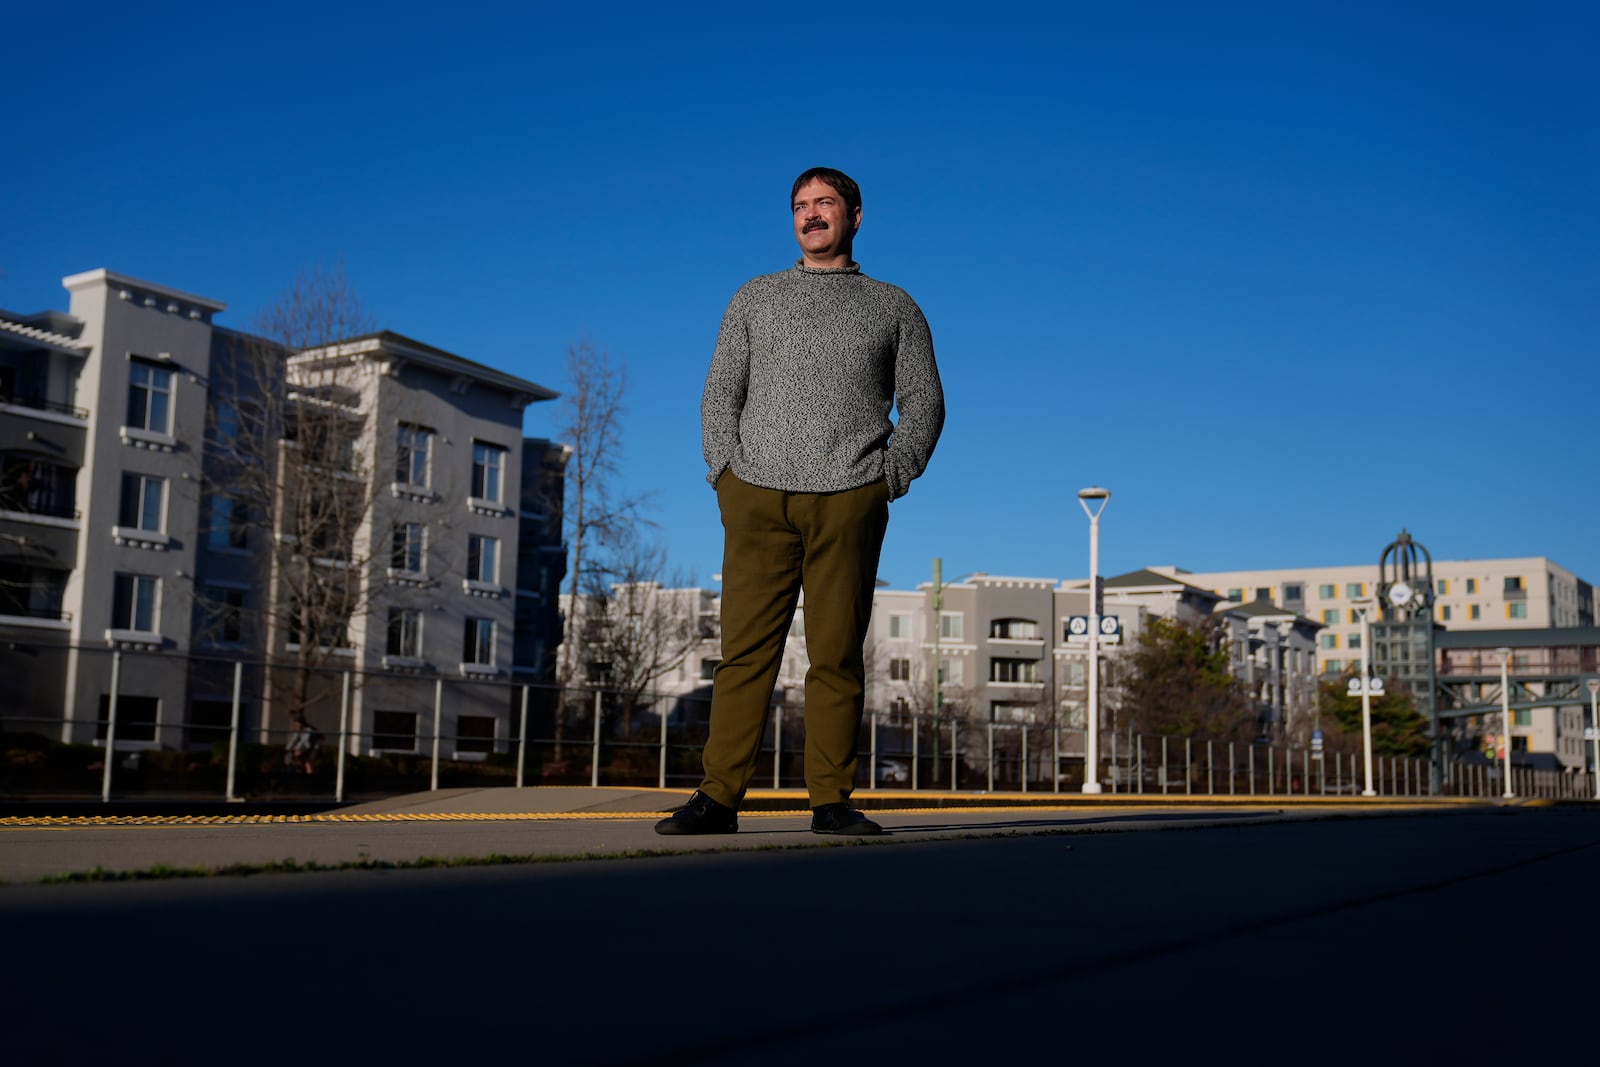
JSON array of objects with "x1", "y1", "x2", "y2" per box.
[{"x1": 1, "y1": 645, "x2": 1594, "y2": 803}]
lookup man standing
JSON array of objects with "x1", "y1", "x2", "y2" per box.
[{"x1": 657, "y1": 167, "x2": 944, "y2": 836}]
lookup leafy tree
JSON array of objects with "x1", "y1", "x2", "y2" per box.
[
  {"x1": 1120, "y1": 616, "x2": 1252, "y2": 740},
  {"x1": 1315, "y1": 672, "x2": 1430, "y2": 758}
]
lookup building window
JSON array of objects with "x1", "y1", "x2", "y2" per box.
[
  {"x1": 396, "y1": 423, "x2": 433, "y2": 487},
  {"x1": 96, "y1": 694, "x2": 159, "y2": 742},
  {"x1": 888, "y1": 613, "x2": 910, "y2": 639},
  {"x1": 1470, "y1": 605, "x2": 1481, "y2": 621},
  {"x1": 1324, "y1": 659, "x2": 1342, "y2": 674},
  {"x1": 1346, "y1": 583, "x2": 1364, "y2": 598},
  {"x1": 0, "y1": 457, "x2": 76, "y2": 518},
  {"x1": 1347, "y1": 633, "x2": 1361, "y2": 649},
  {"x1": 463, "y1": 617, "x2": 495, "y2": 664},
  {"x1": 1507, "y1": 602, "x2": 1528, "y2": 620},
  {"x1": 1282, "y1": 583, "x2": 1303, "y2": 602},
  {"x1": 372, "y1": 710, "x2": 418, "y2": 752},
  {"x1": 1319, "y1": 634, "x2": 1339, "y2": 650},
  {"x1": 217, "y1": 588, "x2": 246, "y2": 643},
  {"x1": 185, "y1": 700, "x2": 234, "y2": 749},
  {"x1": 700, "y1": 657, "x2": 721, "y2": 680},
  {"x1": 1504, "y1": 576, "x2": 1525, "y2": 593},
  {"x1": 939, "y1": 613, "x2": 964, "y2": 641},
  {"x1": 1439, "y1": 605, "x2": 1452, "y2": 622},
  {"x1": 1513, "y1": 709, "x2": 1532, "y2": 727},
  {"x1": 1226, "y1": 588, "x2": 1243, "y2": 602},
  {"x1": 468, "y1": 534, "x2": 499, "y2": 584},
  {"x1": 1466, "y1": 578, "x2": 1478, "y2": 594},
  {"x1": 126, "y1": 360, "x2": 173, "y2": 433},
  {"x1": 209, "y1": 496, "x2": 249, "y2": 549},
  {"x1": 471, "y1": 442, "x2": 507, "y2": 503},
  {"x1": 1437, "y1": 579, "x2": 1450, "y2": 595},
  {"x1": 457, "y1": 715, "x2": 495, "y2": 754},
  {"x1": 1319, "y1": 584, "x2": 1337, "y2": 599},
  {"x1": 118, "y1": 474, "x2": 165, "y2": 531},
  {"x1": 1321, "y1": 610, "x2": 1339, "y2": 625},
  {"x1": 392, "y1": 523, "x2": 425, "y2": 573},
  {"x1": 938, "y1": 657, "x2": 963, "y2": 685},
  {"x1": 111, "y1": 573, "x2": 158, "y2": 631},
  {"x1": 387, "y1": 608, "x2": 422, "y2": 658},
  {"x1": 991, "y1": 701, "x2": 1033, "y2": 723},
  {"x1": 889, "y1": 657, "x2": 912, "y2": 681},
  {"x1": 990, "y1": 658, "x2": 1038, "y2": 683},
  {"x1": 1349, "y1": 609, "x2": 1363, "y2": 625},
  {"x1": 210, "y1": 399, "x2": 240, "y2": 452},
  {"x1": 286, "y1": 592, "x2": 351, "y2": 650},
  {"x1": 990, "y1": 618, "x2": 1039, "y2": 640}
]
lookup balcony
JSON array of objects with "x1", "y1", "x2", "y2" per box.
[
  {"x1": 0, "y1": 393, "x2": 89, "y2": 422},
  {"x1": 0, "y1": 603, "x2": 73, "y2": 631}
]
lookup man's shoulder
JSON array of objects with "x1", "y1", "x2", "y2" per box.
[{"x1": 854, "y1": 272, "x2": 919, "y2": 302}]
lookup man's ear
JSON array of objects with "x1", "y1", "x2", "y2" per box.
[{"x1": 852, "y1": 206, "x2": 863, "y2": 233}]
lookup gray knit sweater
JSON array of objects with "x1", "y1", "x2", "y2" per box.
[{"x1": 701, "y1": 262, "x2": 944, "y2": 500}]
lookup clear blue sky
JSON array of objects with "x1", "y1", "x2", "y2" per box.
[{"x1": 7, "y1": 2, "x2": 1597, "y2": 592}]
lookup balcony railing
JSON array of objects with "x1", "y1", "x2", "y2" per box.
[
  {"x1": 0, "y1": 495, "x2": 81, "y2": 521},
  {"x1": 0, "y1": 393, "x2": 89, "y2": 420},
  {"x1": 0, "y1": 604, "x2": 73, "y2": 623}
]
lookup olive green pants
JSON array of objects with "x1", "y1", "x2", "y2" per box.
[{"x1": 699, "y1": 471, "x2": 890, "y2": 809}]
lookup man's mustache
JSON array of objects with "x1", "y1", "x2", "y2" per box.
[{"x1": 803, "y1": 219, "x2": 829, "y2": 233}]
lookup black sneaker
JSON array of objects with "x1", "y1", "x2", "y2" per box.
[
  {"x1": 655, "y1": 790, "x2": 739, "y2": 836},
  {"x1": 811, "y1": 803, "x2": 883, "y2": 836}
]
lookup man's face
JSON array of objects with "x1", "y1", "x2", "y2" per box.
[{"x1": 792, "y1": 178, "x2": 861, "y2": 263}]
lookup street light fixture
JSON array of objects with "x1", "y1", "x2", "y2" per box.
[
  {"x1": 1078, "y1": 486, "x2": 1110, "y2": 795},
  {"x1": 1498, "y1": 647, "x2": 1514, "y2": 799},
  {"x1": 1352, "y1": 599, "x2": 1378, "y2": 797}
]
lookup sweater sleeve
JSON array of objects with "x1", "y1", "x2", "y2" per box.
[
  {"x1": 882, "y1": 298, "x2": 945, "y2": 500},
  {"x1": 701, "y1": 287, "x2": 751, "y2": 487}
]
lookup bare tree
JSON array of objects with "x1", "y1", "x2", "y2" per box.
[
  {"x1": 199, "y1": 265, "x2": 402, "y2": 732},
  {"x1": 568, "y1": 530, "x2": 707, "y2": 737},
  {"x1": 555, "y1": 338, "x2": 646, "y2": 693}
]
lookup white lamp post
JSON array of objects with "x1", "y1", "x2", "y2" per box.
[
  {"x1": 1078, "y1": 487, "x2": 1110, "y2": 794},
  {"x1": 1498, "y1": 647, "x2": 1514, "y2": 799},
  {"x1": 1353, "y1": 599, "x2": 1377, "y2": 797},
  {"x1": 1586, "y1": 678, "x2": 1598, "y2": 801}
]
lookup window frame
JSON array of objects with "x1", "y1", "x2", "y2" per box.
[
  {"x1": 467, "y1": 533, "x2": 500, "y2": 584},
  {"x1": 126, "y1": 359, "x2": 174, "y2": 433},
  {"x1": 463, "y1": 616, "x2": 495, "y2": 665},
  {"x1": 396, "y1": 423, "x2": 433, "y2": 487},
  {"x1": 111, "y1": 572, "x2": 159, "y2": 632},
  {"x1": 118, "y1": 473, "x2": 165, "y2": 532},
  {"x1": 471, "y1": 441, "x2": 507, "y2": 503}
]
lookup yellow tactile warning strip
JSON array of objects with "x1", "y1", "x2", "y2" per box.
[{"x1": 0, "y1": 797, "x2": 1478, "y2": 830}]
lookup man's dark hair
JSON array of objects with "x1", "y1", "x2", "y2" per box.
[{"x1": 791, "y1": 167, "x2": 861, "y2": 216}]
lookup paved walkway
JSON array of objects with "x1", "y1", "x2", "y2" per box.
[
  {"x1": 0, "y1": 785, "x2": 1490, "y2": 883},
  {"x1": 1, "y1": 797, "x2": 1595, "y2": 1065}
]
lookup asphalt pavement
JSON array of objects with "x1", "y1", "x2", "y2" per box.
[{"x1": 2, "y1": 791, "x2": 1596, "y2": 1065}]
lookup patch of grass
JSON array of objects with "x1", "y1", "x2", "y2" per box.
[{"x1": 32, "y1": 838, "x2": 889, "y2": 885}]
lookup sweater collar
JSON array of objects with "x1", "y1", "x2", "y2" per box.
[{"x1": 793, "y1": 260, "x2": 861, "y2": 275}]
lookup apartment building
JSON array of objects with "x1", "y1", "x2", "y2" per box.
[
  {"x1": 0, "y1": 269, "x2": 564, "y2": 758},
  {"x1": 628, "y1": 567, "x2": 1319, "y2": 742},
  {"x1": 1151, "y1": 557, "x2": 1595, "y2": 676}
]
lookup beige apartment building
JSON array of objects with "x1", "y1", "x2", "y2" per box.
[
  {"x1": 0, "y1": 269, "x2": 565, "y2": 758},
  {"x1": 1151, "y1": 558, "x2": 1595, "y2": 676}
]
